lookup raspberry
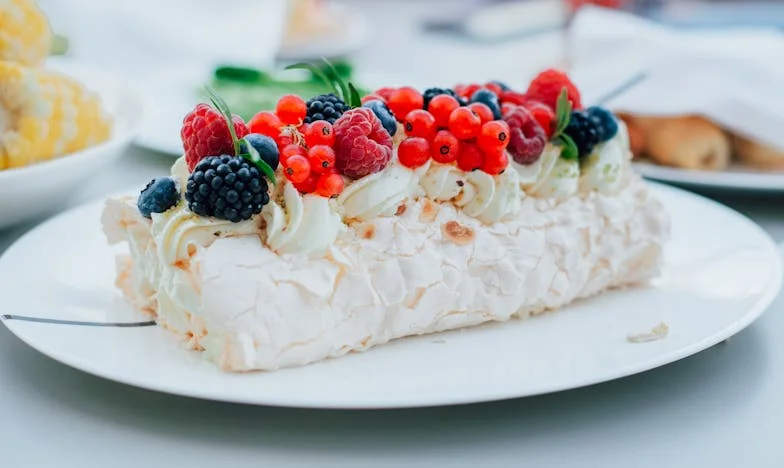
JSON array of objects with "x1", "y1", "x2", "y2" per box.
[
  {"x1": 398, "y1": 137, "x2": 430, "y2": 168},
  {"x1": 316, "y1": 172, "x2": 345, "y2": 198},
  {"x1": 333, "y1": 108, "x2": 393, "y2": 179},
  {"x1": 283, "y1": 154, "x2": 311, "y2": 183},
  {"x1": 185, "y1": 155, "x2": 269, "y2": 222},
  {"x1": 248, "y1": 111, "x2": 282, "y2": 139},
  {"x1": 503, "y1": 106, "x2": 546, "y2": 165},
  {"x1": 477, "y1": 121, "x2": 510, "y2": 153},
  {"x1": 467, "y1": 103, "x2": 494, "y2": 124},
  {"x1": 456, "y1": 142, "x2": 483, "y2": 171},
  {"x1": 448, "y1": 107, "x2": 481, "y2": 140},
  {"x1": 523, "y1": 101, "x2": 556, "y2": 138},
  {"x1": 276, "y1": 94, "x2": 307, "y2": 125},
  {"x1": 431, "y1": 130, "x2": 460, "y2": 164},
  {"x1": 501, "y1": 102, "x2": 517, "y2": 116},
  {"x1": 304, "y1": 93, "x2": 350, "y2": 124},
  {"x1": 428, "y1": 94, "x2": 460, "y2": 129},
  {"x1": 480, "y1": 147, "x2": 508, "y2": 175},
  {"x1": 387, "y1": 87, "x2": 423, "y2": 122},
  {"x1": 404, "y1": 110, "x2": 437, "y2": 140},
  {"x1": 564, "y1": 111, "x2": 600, "y2": 158},
  {"x1": 181, "y1": 103, "x2": 249, "y2": 171},
  {"x1": 307, "y1": 145, "x2": 336, "y2": 174},
  {"x1": 303, "y1": 121, "x2": 335, "y2": 147},
  {"x1": 526, "y1": 68, "x2": 582, "y2": 111}
]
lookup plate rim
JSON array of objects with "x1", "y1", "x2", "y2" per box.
[
  {"x1": 1, "y1": 182, "x2": 781, "y2": 409},
  {"x1": 633, "y1": 161, "x2": 784, "y2": 192}
]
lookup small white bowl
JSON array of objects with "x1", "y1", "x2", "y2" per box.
[{"x1": 0, "y1": 58, "x2": 147, "y2": 230}]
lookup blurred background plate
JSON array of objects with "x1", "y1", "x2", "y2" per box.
[
  {"x1": 633, "y1": 162, "x2": 784, "y2": 193},
  {"x1": 277, "y1": 1, "x2": 369, "y2": 61}
]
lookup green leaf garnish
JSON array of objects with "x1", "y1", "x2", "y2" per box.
[
  {"x1": 214, "y1": 66, "x2": 271, "y2": 84},
  {"x1": 556, "y1": 134, "x2": 579, "y2": 161},
  {"x1": 347, "y1": 82, "x2": 362, "y2": 108},
  {"x1": 320, "y1": 58, "x2": 350, "y2": 102},
  {"x1": 240, "y1": 153, "x2": 277, "y2": 186},
  {"x1": 285, "y1": 62, "x2": 341, "y2": 98},
  {"x1": 206, "y1": 86, "x2": 241, "y2": 156},
  {"x1": 554, "y1": 87, "x2": 572, "y2": 135}
]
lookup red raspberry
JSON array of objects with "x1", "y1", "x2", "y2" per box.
[
  {"x1": 398, "y1": 137, "x2": 430, "y2": 169},
  {"x1": 480, "y1": 147, "x2": 508, "y2": 175},
  {"x1": 333, "y1": 108, "x2": 393, "y2": 179},
  {"x1": 248, "y1": 111, "x2": 282, "y2": 139},
  {"x1": 477, "y1": 121, "x2": 510, "y2": 153},
  {"x1": 456, "y1": 142, "x2": 484, "y2": 171},
  {"x1": 303, "y1": 121, "x2": 335, "y2": 147},
  {"x1": 501, "y1": 102, "x2": 517, "y2": 116},
  {"x1": 428, "y1": 94, "x2": 460, "y2": 129},
  {"x1": 387, "y1": 87, "x2": 424, "y2": 122},
  {"x1": 431, "y1": 130, "x2": 460, "y2": 164},
  {"x1": 522, "y1": 100, "x2": 556, "y2": 138},
  {"x1": 404, "y1": 110, "x2": 437, "y2": 140},
  {"x1": 526, "y1": 69, "x2": 582, "y2": 111},
  {"x1": 467, "y1": 103, "x2": 494, "y2": 124},
  {"x1": 503, "y1": 106, "x2": 546, "y2": 165},
  {"x1": 181, "y1": 103, "x2": 249, "y2": 171}
]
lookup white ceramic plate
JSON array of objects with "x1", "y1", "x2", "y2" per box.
[
  {"x1": 0, "y1": 184, "x2": 780, "y2": 409},
  {"x1": 633, "y1": 161, "x2": 784, "y2": 193},
  {"x1": 0, "y1": 58, "x2": 147, "y2": 229}
]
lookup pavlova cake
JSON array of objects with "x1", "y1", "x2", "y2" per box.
[{"x1": 102, "y1": 66, "x2": 669, "y2": 371}]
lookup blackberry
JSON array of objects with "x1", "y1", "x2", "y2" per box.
[
  {"x1": 304, "y1": 93, "x2": 350, "y2": 124},
  {"x1": 138, "y1": 177, "x2": 180, "y2": 218},
  {"x1": 586, "y1": 106, "x2": 619, "y2": 143},
  {"x1": 422, "y1": 87, "x2": 465, "y2": 109},
  {"x1": 470, "y1": 88, "x2": 502, "y2": 120},
  {"x1": 362, "y1": 99, "x2": 397, "y2": 136},
  {"x1": 564, "y1": 111, "x2": 600, "y2": 159},
  {"x1": 185, "y1": 155, "x2": 270, "y2": 223}
]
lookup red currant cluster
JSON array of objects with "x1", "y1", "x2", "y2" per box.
[{"x1": 247, "y1": 95, "x2": 344, "y2": 198}]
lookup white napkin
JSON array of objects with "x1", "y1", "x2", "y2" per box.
[
  {"x1": 568, "y1": 7, "x2": 784, "y2": 151},
  {"x1": 37, "y1": 0, "x2": 287, "y2": 80}
]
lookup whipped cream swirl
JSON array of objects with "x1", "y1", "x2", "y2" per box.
[{"x1": 337, "y1": 161, "x2": 427, "y2": 220}]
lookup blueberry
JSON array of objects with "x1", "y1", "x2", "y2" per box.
[
  {"x1": 470, "y1": 88, "x2": 502, "y2": 120},
  {"x1": 362, "y1": 100, "x2": 397, "y2": 136},
  {"x1": 586, "y1": 106, "x2": 619, "y2": 143},
  {"x1": 490, "y1": 80, "x2": 510, "y2": 91},
  {"x1": 240, "y1": 133, "x2": 280, "y2": 170},
  {"x1": 137, "y1": 177, "x2": 180, "y2": 218}
]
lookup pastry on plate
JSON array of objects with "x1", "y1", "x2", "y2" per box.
[
  {"x1": 733, "y1": 134, "x2": 784, "y2": 170},
  {"x1": 102, "y1": 69, "x2": 669, "y2": 372}
]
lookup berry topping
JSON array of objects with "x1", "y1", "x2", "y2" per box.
[
  {"x1": 456, "y1": 142, "x2": 484, "y2": 171},
  {"x1": 138, "y1": 177, "x2": 179, "y2": 218},
  {"x1": 404, "y1": 109, "x2": 437, "y2": 140},
  {"x1": 315, "y1": 172, "x2": 345, "y2": 198},
  {"x1": 467, "y1": 102, "x2": 494, "y2": 124},
  {"x1": 422, "y1": 87, "x2": 463, "y2": 109},
  {"x1": 181, "y1": 103, "x2": 249, "y2": 171},
  {"x1": 248, "y1": 111, "x2": 282, "y2": 139},
  {"x1": 455, "y1": 83, "x2": 481, "y2": 102},
  {"x1": 281, "y1": 143, "x2": 306, "y2": 161},
  {"x1": 304, "y1": 93, "x2": 350, "y2": 124},
  {"x1": 480, "y1": 147, "x2": 508, "y2": 175},
  {"x1": 362, "y1": 99, "x2": 398, "y2": 137},
  {"x1": 526, "y1": 68, "x2": 582, "y2": 110},
  {"x1": 185, "y1": 155, "x2": 269, "y2": 222},
  {"x1": 484, "y1": 82, "x2": 503, "y2": 96},
  {"x1": 387, "y1": 87, "x2": 423, "y2": 122},
  {"x1": 501, "y1": 102, "x2": 517, "y2": 116},
  {"x1": 373, "y1": 87, "x2": 396, "y2": 101},
  {"x1": 448, "y1": 107, "x2": 482, "y2": 140},
  {"x1": 276, "y1": 94, "x2": 307, "y2": 125},
  {"x1": 240, "y1": 134, "x2": 280, "y2": 171},
  {"x1": 503, "y1": 106, "x2": 546, "y2": 165},
  {"x1": 307, "y1": 145, "x2": 336, "y2": 174},
  {"x1": 361, "y1": 94, "x2": 386, "y2": 105},
  {"x1": 499, "y1": 90, "x2": 527, "y2": 106},
  {"x1": 303, "y1": 121, "x2": 335, "y2": 147},
  {"x1": 489, "y1": 80, "x2": 510, "y2": 92},
  {"x1": 469, "y1": 88, "x2": 502, "y2": 120},
  {"x1": 564, "y1": 111, "x2": 600, "y2": 158},
  {"x1": 283, "y1": 154, "x2": 311, "y2": 183},
  {"x1": 398, "y1": 137, "x2": 431, "y2": 169},
  {"x1": 430, "y1": 130, "x2": 460, "y2": 164},
  {"x1": 427, "y1": 94, "x2": 460, "y2": 129},
  {"x1": 586, "y1": 106, "x2": 619, "y2": 143},
  {"x1": 333, "y1": 108, "x2": 393, "y2": 179},
  {"x1": 523, "y1": 101, "x2": 556, "y2": 138},
  {"x1": 293, "y1": 172, "x2": 319, "y2": 194},
  {"x1": 276, "y1": 126, "x2": 305, "y2": 152},
  {"x1": 478, "y1": 120, "x2": 511, "y2": 153}
]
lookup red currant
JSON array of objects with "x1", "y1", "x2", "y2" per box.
[
  {"x1": 523, "y1": 101, "x2": 556, "y2": 138},
  {"x1": 303, "y1": 121, "x2": 335, "y2": 147},
  {"x1": 387, "y1": 87, "x2": 424, "y2": 122},
  {"x1": 456, "y1": 142, "x2": 484, "y2": 171},
  {"x1": 500, "y1": 90, "x2": 527, "y2": 106},
  {"x1": 468, "y1": 102, "x2": 494, "y2": 124},
  {"x1": 427, "y1": 94, "x2": 460, "y2": 129},
  {"x1": 276, "y1": 94, "x2": 307, "y2": 125},
  {"x1": 283, "y1": 154, "x2": 311, "y2": 183},
  {"x1": 293, "y1": 172, "x2": 319, "y2": 194},
  {"x1": 430, "y1": 130, "x2": 460, "y2": 164},
  {"x1": 361, "y1": 94, "x2": 386, "y2": 105},
  {"x1": 307, "y1": 145, "x2": 336, "y2": 174},
  {"x1": 374, "y1": 87, "x2": 396, "y2": 101},
  {"x1": 281, "y1": 143, "x2": 306, "y2": 163},
  {"x1": 456, "y1": 83, "x2": 481, "y2": 101},
  {"x1": 404, "y1": 109, "x2": 437, "y2": 140},
  {"x1": 484, "y1": 82, "x2": 503, "y2": 96},
  {"x1": 480, "y1": 147, "x2": 508, "y2": 175},
  {"x1": 448, "y1": 107, "x2": 481, "y2": 140},
  {"x1": 398, "y1": 137, "x2": 430, "y2": 168},
  {"x1": 249, "y1": 111, "x2": 282, "y2": 138},
  {"x1": 315, "y1": 172, "x2": 345, "y2": 198},
  {"x1": 478, "y1": 121, "x2": 511, "y2": 152}
]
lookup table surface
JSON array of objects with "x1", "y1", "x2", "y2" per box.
[{"x1": 2, "y1": 2, "x2": 784, "y2": 467}]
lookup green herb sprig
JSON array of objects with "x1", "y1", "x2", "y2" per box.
[
  {"x1": 285, "y1": 58, "x2": 363, "y2": 108},
  {"x1": 550, "y1": 88, "x2": 579, "y2": 161}
]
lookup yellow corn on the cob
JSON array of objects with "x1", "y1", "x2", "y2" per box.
[
  {"x1": 0, "y1": 0, "x2": 51, "y2": 66},
  {"x1": 0, "y1": 60, "x2": 113, "y2": 170}
]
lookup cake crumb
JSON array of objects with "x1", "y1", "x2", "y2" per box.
[
  {"x1": 442, "y1": 220, "x2": 475, "y2": 246},
  {"x1": 360, "y1": 224, "x2": 376, "y2": 239},
  {"x1": 420, "y1": 199, "x2": 439, "y2": 222},
  {"x1": 395, "y1": 203, "x2": 407, "y2": 216},
  {"x1": 627, "y1": 322, "x2": 669, "y2": 343}
]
